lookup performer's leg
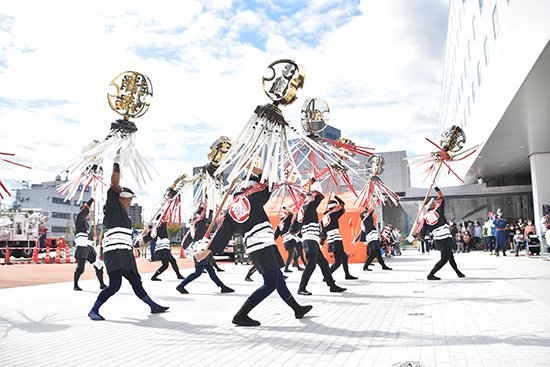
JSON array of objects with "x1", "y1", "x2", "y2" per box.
[
  {"x1": 297, "y1": 246, "x2": 307, "y2": 267},
  {"x1": 168, "y1": 255, "x2": 184, "y2": 279},
  {"x1": 88, "y1": 269, "x2": 124, "y2": 320},
  {"x1": 245, "y1": 265, "x2": 256, "y2": 281},
  {"x1": 284, "y1": 246, "x2": 295, "y2": 272},
  {"x1": 298, "y1": 241, "x2": 319, "y2": 294},
  {"x1": 363, "y1": 247, "x2": 374, "y2": 270},
  {"x1": 341, "y1": 250, "x2": 357, "y2": 279},
  {"x1": 151, "y1": 260, "x2": 169, "y2": 281},
  {"x1": 377, "y1": 249, "x2": 392, "y2": 270},
  {"x1": 448, "y1": 252, "x2": 465, "y2": 277},
  {"x1": 121, "y1": 270, "x2": 169, "y2": 314},
  {"x1": 93, "y1": 265, "x2": 107, "y2": 289},
  {"x1": 176, "y1": 264, "x2": 205, "y2": 294},
  {"x1": 428, "y1": 250, "x2": 451, "y2": 280},
  {"x1": 293, "y1": 248, "x2": 303, "y2": 270},
  {"x1": 271, "y1": 269, "x2": 313, "y2": 319},
  {"x1": 205, "y1": 264, "x2": 234, "y2": 293},
  {"x1": 212, "y1": 258, "x2": 225, "y2": 272},
  {"x1": 74, "y1": 257, "x2": 86, "y2": 291},
  {"x1": 233, "y1": 269, "x2": 279, "y2": 326},
  {"x1": 317, "y1": 251, "x2": 346, "y2": 292},
  {"x1": 330, "y1": 243, "x2": 343, "y2": 274}
]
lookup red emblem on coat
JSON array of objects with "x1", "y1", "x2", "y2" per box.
[
  {"x1": 425, "y1": 210, "x2": 439, "y2": 225},
  {"x1": 321, "y1": 214, "x2": 331, "y2": 227},
  {"x1": 228, "y1": 195, "x2": 251, "y2": 223}
]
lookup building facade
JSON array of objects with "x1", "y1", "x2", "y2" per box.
[{"x1": 438, "y1": 0, "x2": 550, "y2": 241}]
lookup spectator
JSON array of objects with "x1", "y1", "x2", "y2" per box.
[
  {"x1": 513, "y1": 228, "x2": 525, "y2": 256},
  {"x1": 474, "y1": 221, "x2": 482, "y2": 248},
  {"x1": 524, "y1": 219, "x2": 536, "y2": 237},
  {"x1": 455, "y1": 231, "x2": 464, "y2": 253}
]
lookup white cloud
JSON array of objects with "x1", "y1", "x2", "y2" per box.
[{"x1": 0, "y1": 0, "x2": 449, "y2": 217}]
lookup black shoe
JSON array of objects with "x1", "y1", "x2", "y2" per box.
[
  {"x1": 284, "y1": 269, "x2": 292, "y2": 273},
  {"x1": 88, "y1": 310, "x2": 105, "y2": 321},
  {"x1": 99, "y1": 284, "x2": 107, "y2": 290},
  {"x1": 363, "y1": 267, "x2": 372, "y2": 271},
  {"x1": 294, "y1": 305, "x2": 313, "y2": 319},
  {"x1": 216, "y1": 268, "x2": 225, "y2": 272},
  {"x1": 74, "y1": 285, "x2": 82, "y2": 291},
  {"x1": 382, "y1": 267, "x2": 393, "y2": 271},
  {"x1": 345, "y1": 275, "x2": 358, "y2": 280},
  {"x1": 244, "y1": 277, "x2": 253, "y2": 282},
  {"x1": 221, "y1": 286, "x2": 235, "y2": 293},
  {"x1": 177, "y1": 274, "x2": 185, "y2": 280},
  {"x1": 427, "y1": 275, "x2": 441, "y2": 280},
  {"x1": 232, "y1": 314, "x2": 260, "y2": 326},
  {"x1": 297, "y1": 289, "x2": 312, "y2": 296},
  {"x1": 283, "y1": 275, "x2": 288, "y2": 279},
  {"x1": 176, "y1": 284, "x2": 189, "y2": 294},
  {"x1": 151, "y1": 276, "x2": 161, "y2": 281},
  {"x1": 457, "y1": 272, "x2": 465, "y2": 278},
  {"x1": 329, "y1": 285, "x2": 346, "y2": 293},
  {"x1": 297, "y1": 267, "x2": 304, "y2": 271}
]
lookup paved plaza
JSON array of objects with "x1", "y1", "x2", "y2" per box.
[{"x1": 1, "y1": 250, "x2": 550, "y2": 367}]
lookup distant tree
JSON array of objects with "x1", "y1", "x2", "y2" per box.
[{"x1": 167, "y1": 223, "x2": 181, "y2": 240}]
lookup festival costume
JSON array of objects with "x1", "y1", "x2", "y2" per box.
[
  {"x1": 209, "y1": 178, "x2": 312, "y2": 326},
  {"x1": 274, "y1": 211, "x2": 301, "y2": 272},
  {"x1": 150, "y1": 221, "x2": 184, "y2": 281},
  {"x1": 297, "y1": 182, "x2": 346, "y2": 295},
  {"x1": 73, "y1": 198, "x2": 106, "y2": 291},
  {"x1": 418, "y1": 188, "x2": 465, "y2": 280},
  {"x1": 321, "y1": 196, "x2": 356, "y2": 279},
  {"x1": 357, "y1": 209, "x2": 392, "y2": 271}
]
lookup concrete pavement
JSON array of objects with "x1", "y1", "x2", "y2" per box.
[{"x1": 1, "y1": 250, "x2": 549, "y2": 367}]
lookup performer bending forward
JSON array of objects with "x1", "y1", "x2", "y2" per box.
[
  {"x1": 356, "y1": 207, "x2": 392, "y2": 271},
  {"x1": 321, "y1": 195, "x2": 357, "y2": 280},
  {"x1": 209, "y1": 171, "x2": 312, "y2": 326},
  {"x1": 150, "y1": 218, "x2": 184, "y2": 281},
  {"x1": 297, "y1": 177, "x2": 346, "y2": 296},
  {"x1": 88, "y1": 157, "x2": 168, "y2": 320},
  {"x1": 73, "y1": 197, "x2": 106, "y2": 291},
  {"x1": 274, "y1": 207, "x2": 300, "y2": 273},
  {"x1": 416, "y1": 187, "x2": 465, "y2": 280}
]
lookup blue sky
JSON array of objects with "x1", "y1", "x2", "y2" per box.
[{"x1": 0, "y1": 0, "x2": 449, "y2": 214}]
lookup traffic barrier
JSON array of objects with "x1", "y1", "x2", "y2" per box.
[
  {"x1": 32, "y1": 247, "x2": 39, "y2": 263},
  {"x1": 65, "y1": 247, "x2": 71, "y2": 263},
  {"x1": 45, "y1": 246, "x2": 51, "y2": 264},
  {"x1": 55, "y1": 247, "x2": 62, "y2": 264},
  {"x1": 2, "y1": 246, "x2": 11, "y2": 265},
  {"x1": 180, "y1": 246, "x2": 185, "y2": 259}
]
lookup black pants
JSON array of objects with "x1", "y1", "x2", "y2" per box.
[
  {"x1": 179, "y1": 264, "x2": 223, "y2": 288},
  {"x1": 299, "y1": 240, "x2": 335, "y2": 291},
  {"x1": 249, "y1": 268, "x2": 291, "y2": 304},
  {"x1": 364, "y1": 247, "x2": 387, "y2": 269},
  {"x1": 294, "y1": 245, "x2": 306, "y2": 267},
  {"x1": 419, "y1": 239, "x2": 429, "y2": 253},
  {"x1": 98, "y1": 269, "x2": 147, "y2": 303},
  {"x1": 284, "y1": 246, "x2": 298, "y2": 270},
  {"x1": 429, "y1": 248, "x2": 462, "y2": 276},
  {"x1": 155, "y1": 255, "x2": 181, "y2": 276},
  {"x1": 329, "y1": 241, "x2": 351, "y2": 276}
]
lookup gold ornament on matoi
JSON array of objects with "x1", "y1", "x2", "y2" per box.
[
  {"x1": 262, "y1": 59, "x2": 305, "y2": 106},
  {"x1": 301, "y1": 98, "x2": 330, "y2": 134},
  {"x1": 107, "y1": 71, "x2": 153, "y2": 120}
]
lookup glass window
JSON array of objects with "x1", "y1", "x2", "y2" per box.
[
  {"x1": 467, "y1": 97, "x2": 471, "y2": 116},
  {"x1": 479, "y1": 0, "x2": 484, "y2": 13},
  {"x1": 52, "y1": 212, "x2": 71, "y2": 219},
  {"x1": 464, "y1": 59, "x2": 467, "y2": 78},
  {"x1": 472, "y1": 16, "x2": 476, "y2": 40},
  {"x1": 52, "y1": 197, "x2": 71, "y2": 205},
  {"x1": 467, "y1": 40, "x2": 471, "y2": 61},
  {"x1": 472, "y1": 82, "x2": 476, "y2": 103},
  {"x1": 492, "y1": 5, "x2": 500, "y2": 39},
  {"x1": 483, "y1": 37, "x2": 489, "y2": 65}
]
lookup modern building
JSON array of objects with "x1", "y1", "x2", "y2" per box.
[
  {"x1": 436, "y1": 0, "x2": 550, "y2": 241},
  {"x1": 14, "y1": 175, "x2": 143, "y2": 241}
]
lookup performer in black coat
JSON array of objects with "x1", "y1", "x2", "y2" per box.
[
  {"x1": 321, "y1": 195, "x2": 357, "y2": 280},
  {"x1": 274, "y1": 207, "x2": 300, "y2": 272},
  {"x1": 176, "y1": 204, "x2": 233, "y2": 294},
  {"x1": 297, "y1": 177, "x2": 346, "y2": 296},
  {"x1": 73, "y1": 197, "x2": 106, "y2": 291},
  {"x1": 416, "y1": 187, "x2": 465, "y2": 280},
  {"x1": 87, "y1": 156, "x2": 168, "y2": 320},
  {"x1": 149, "y1": 218, "x2": 184, "y2": 281},
  {"x1": 208, "y1": 170, "x2": 312, "y2": 326},
  {"x1": 355, "y1": 207, "x2": 392, "y2": 271}
]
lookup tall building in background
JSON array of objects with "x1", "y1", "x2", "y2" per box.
[{"x1": 437, "y1": 0, "x2": 550, "y2": 237}]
